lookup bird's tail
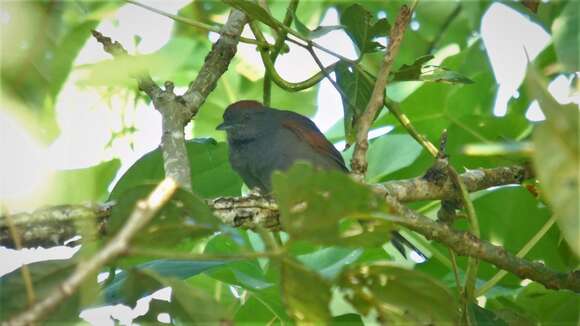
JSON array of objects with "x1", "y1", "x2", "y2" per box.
[{"x1": 391, "y1": 231, "x2": 427, "y2": 261}]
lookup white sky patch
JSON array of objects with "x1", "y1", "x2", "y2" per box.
[
  {"x1": 525, "y1": 100, "x2": 545, "y2": 122},
  {"x1": 481, "y1": 2, "x2": 550, "y2": 116}
]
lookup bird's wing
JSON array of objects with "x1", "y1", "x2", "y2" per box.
[{"x1": 281, "y1": 112, "x2": 349, "y2": 172}]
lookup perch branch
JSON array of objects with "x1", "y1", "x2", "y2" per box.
[{"x1": 0, "y1": 165, "x2": 530, "y2": 248}]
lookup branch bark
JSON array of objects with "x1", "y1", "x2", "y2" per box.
[
  {"x1": 0, "y1": 165, "x2": 531, "y2": 248},
  {"x1": 91, "y1": 9, "x2": 247, "y2": 190},
  {"x1": 350, "y1": 4, "x2": 413, "y2": 179}
]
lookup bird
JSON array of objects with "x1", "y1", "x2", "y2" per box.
[{"x1": 216, "y1": 100, "x2": 423, "y2": 259}]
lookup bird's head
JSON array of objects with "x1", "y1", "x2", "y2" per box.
[{"x1": 216, "y1": 100, "x2": 277, "y2": 141}]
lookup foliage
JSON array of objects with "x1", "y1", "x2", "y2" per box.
[{"x1": 1, "y1": 0, "x2": 578, "y2": 325}]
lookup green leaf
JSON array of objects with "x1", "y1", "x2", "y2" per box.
[
  {"x1": 335, "y1": 61, "x2": 375, "y2": 145},
  {"x1": 474, "y1": 187, "x2": 576, "y2": 287},
  {"x1": 223, "y1": 0, "x2": 282, "y2": 31},
  {"x1": 281, "y1": 259, "x2": 331, "y2": 324},
  {"x1": 45, "y1": 159, "x2": 120, "y2": 205},
  {"x1": 107, "y1": 185, "x2": 219, "y2": 250},
  {"x1": 392, "y1": 55, "x2": 474, "y2": 84},
  {"x1": 515, "y1": 283, "x2": 580, "y2": 324},
  {"x1": 551, "y1": 1, "x2": 578, "y2": 72},
  {"x1": 121, "y1": 269, "x2": 229, "y2": 323},
  {"x1": 527, "y1": 68, "x2": 579, "y2": 256},
  {"x1": 203, "y1": 233, "x2": 290, "y2": 321},
  {"x1": 291, "y1": 11, "x2": 344, "y2": 39},
  {"x1": 0, "y1": 259, "x2": 84, "y2": 323},
  {"x1": 339, "y1": 263, "x2": 458, "y2": 324},
  {"x1": 366, "y1": 134, "x2": 423, "y2": 182},
  {"x1": 468, "y1": 303, "x2": 508, "y2": 326},
  {"x1": 296, "y1": 246, "x2": 362, "y2": 280},
  {"x1": 103, "y1": 259, "x2": 227, "y2": 304},
  {"x1": 331, "y1": 313, "x2": 364, "y2": 325},
  {"x1": 340, "y1": 4, "x2": 390, "y2": 54},
  {"x1": 272, "y1": 163, "x2": 392, "y2": 245},
  {"x1": 110, "y1": 139, "x2": 242, "y2": 199}
]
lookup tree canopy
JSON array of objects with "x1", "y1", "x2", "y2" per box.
[{"x1": 0, "y1": 0, "x2": 578, "y2": 324}]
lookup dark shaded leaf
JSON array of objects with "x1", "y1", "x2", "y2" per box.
[
  {"x1": 120, "y1": 269, "x2": 229, "y2": 323},
  {"x1": 281, "y1": 259, "x2": 331, "y2": 324},
  {"x1": 272, "y1": 163, "x2": 392, "y2": 245},
  {"x1": 468, "y1": 303, "x2": 508, "y2": 326},
  {"x1": 103, "y1": 259, "x2": 227, "y2": 304},
  {"x1": 107, "y1": 185, "x2": 219, "y2": 249},
  {"x1": 340, "y1": 4, "x2": 390, "y2": 54},
  {"x1": 331, "y1": 313, "x2": 364, "y2": 325},
  {"x1": 338, "y1": 263, "x2": 457, "y2": 324},
  {"x1": 335, "y1": 61, "x2": 375, "y2": 145},
  {"x1": 392, "y1": 55, "x2": 473, "y2": 84},
  {"x1": 0, "y1": 259, "x2": 83, "y2": 323}
]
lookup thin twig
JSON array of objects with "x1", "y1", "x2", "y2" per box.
[
  {"x1": 263, "y1": 0, "x2": 299, "y2": 106},
  {"x1": 3, "y1": 208, "x2": 36, "y2": 307},
  {"x1": 6, "y1": 179, "x2": 179, "y2": 325},
  {"x1": 350, "y1": 4, "x2": 414, "y2": 179},
  {"x1": 126, "y1": 0, "x2": 262, "y2": 46}
]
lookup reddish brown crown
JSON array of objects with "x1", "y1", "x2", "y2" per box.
[{"x1": 227, "y1": 100, "x2": 264, "y2": 110}]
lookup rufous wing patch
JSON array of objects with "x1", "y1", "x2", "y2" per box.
[{"x1": 282, "y1": 118, "x2": 348, "y2": 172}]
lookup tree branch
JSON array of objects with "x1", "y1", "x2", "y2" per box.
[
  {"x1": 5, "y1": 179, "x2": 179, "y2": 326},
  {"x1": 350, "y1": 4, "x2": 414, "y2": 179},
  {"x1": 0, "y1": 165, "x2": 531, "y2": 248}
]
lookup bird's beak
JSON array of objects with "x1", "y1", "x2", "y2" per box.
[{"x1": 216, "y1": 122, "x2": 232, "y2": 131}]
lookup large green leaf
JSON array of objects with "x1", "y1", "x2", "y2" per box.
[
  {"x1": 527, "y1": 68, "x2": 579, "y2": 256},
  {"x1": 272, "y1": 163, "x2": 393, "y2": 245},
  {"x1": 339, "y1": 263, "x2": 458, "y2": 324},
  {"x1": 107, "y1": 185, "x2": 219, "y2": 251},
  {"x1": 103, "y1": 259, "x2": 227, "y2": 304},
  {"x1": 551, "y1": 1, "x2": 578, "y2": 72},
  {"x1": 335, "y1": 61, "x2": 375, "y2": 145},
  {"x1": 281, "y1": 259, "x2": 332, "y2": 324},
  {"x1": 109, "y1": 139, "x2": 242, "y2": 199},
  {"x1": 0, "y1": 259, "x2": 84, "y2": 323},
  {"x1": 340, "y1": 4, "x2": 390, "y2": 54},
  {"x1": 120, "y1": 269, "x2": 229, "y2": 323},
  {"x1": 203, "y1": 233, "x2": 290, "y2": 321},
  {"x1": 223, "y1": 0, "x2": 283, "y2": 31},
  {"x1": 45, "y1": 159, "x2": 120, "y2": 205},
  {"x1": 366, "y1": 134, "x2": 423, "y2": 183},
  {"x1": 474, "y1": 187, "x2": 576, "y2": 288}
]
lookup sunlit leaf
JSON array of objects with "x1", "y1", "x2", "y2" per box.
[
  {"x1": 552, "y1": 2, "x2": 578, "y2": 71},
  {"x1": 366, "y1": 134, "x2": 423, "y2": 182},
  {"x1": 224, "y1": 0, "x2": 282, "y2": 31},
  {"x1": 527, "y1": 67, "x2": 579, "y2": 255}
]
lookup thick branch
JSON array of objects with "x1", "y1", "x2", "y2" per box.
[
  {"x1": 384, "y1": 195, "x2": 579, "y2": 292},
  {"x1": 181, "y1": 10, "x2": 248, "y2": 121},
  {"x1": 0, "y1": 165, "x2": 530, "y2": 248},
  {"x1": 5, "y1": 179, "x2": 178, "y2": 326}
]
